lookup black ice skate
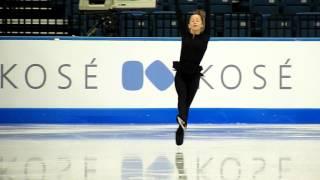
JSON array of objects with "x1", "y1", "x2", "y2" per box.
[
  {"x1": 175, "y1": 125, "x2": 184, "y2": 146},
  {"x1": 177, "y1": 116, "x2": 187, "y2": 130}
]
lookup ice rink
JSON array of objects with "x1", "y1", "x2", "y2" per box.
[{"x1": 0, "y1": 124, "x2": 320, "y2": 180}]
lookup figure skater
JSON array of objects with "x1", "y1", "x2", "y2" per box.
[{"x1": 174, "y1": 0, "x2": 210, "y2": 145}]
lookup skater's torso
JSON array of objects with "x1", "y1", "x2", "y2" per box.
[
  {"x1": 179, "y1": 32, "x2": 209, "y2": 66},
  {"x1": 175, "y1": 0, "x2": 210, "y2": 71}
]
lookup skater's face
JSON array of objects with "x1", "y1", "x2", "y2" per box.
[{"x1": 188, "y1": 14, "x2": 204, "y2": 34}]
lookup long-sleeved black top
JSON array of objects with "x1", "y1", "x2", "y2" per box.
[{"x1": 174, "y1": 0, "x2": 210, "y2": 71}]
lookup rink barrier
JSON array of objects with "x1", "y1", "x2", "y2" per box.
[{"x1": 1, "y1": 36, "x2": 320, "y2": 123}]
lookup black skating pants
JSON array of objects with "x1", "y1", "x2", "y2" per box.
[{"x1": 174, "y1": 71, "x2": 200, "y2": 122}]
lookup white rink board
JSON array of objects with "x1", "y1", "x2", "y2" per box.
[{"x1": 0, "y1": 39, "x2": 320, "y2": 108}]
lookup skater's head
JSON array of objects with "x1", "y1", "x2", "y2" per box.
[{"x1": 188, "y1": 9, "x2": 206, "y2": 35}]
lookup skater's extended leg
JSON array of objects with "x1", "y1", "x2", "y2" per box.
[
  {"x1": 186, "y1": 74, "x2": 200, "y2": 108},
  {"x1": 175, "y1": 72, "x2": 188, "y2": 128}
]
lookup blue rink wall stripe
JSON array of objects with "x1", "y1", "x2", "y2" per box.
[
  {"x1": 1, "y1": 36, "x2": 320, "y2": 41},
  {"x1": 0, "y1": 108, "x2": 319, "y2": 124}
]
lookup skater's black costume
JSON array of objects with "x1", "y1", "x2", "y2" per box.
[{"x1": 173, "y1": 0, "x2": 210, "y2": 127}]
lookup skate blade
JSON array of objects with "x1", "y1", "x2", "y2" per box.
[{"x1": 177, "y1": 117, "x2": 187, "y2": 131}]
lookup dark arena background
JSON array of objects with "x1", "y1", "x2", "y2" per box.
[
  {"x1": 0, "y1": 0, "x2": 320, "y2": 179},
  {"x1": 0, "y1": 0, "x2": 320, "y2": 37}
]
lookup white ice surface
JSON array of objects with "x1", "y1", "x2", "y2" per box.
[{"x1": 0, "y1": 124, "x2": 319, "y2": 180}]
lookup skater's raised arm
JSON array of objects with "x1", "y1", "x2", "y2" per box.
[
  {"x1": 175, "y1": 0, "x2": 187, "y2": 36},
  {"x1": 203, "y1": 0, "x2": 211, "y2": 36}
]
